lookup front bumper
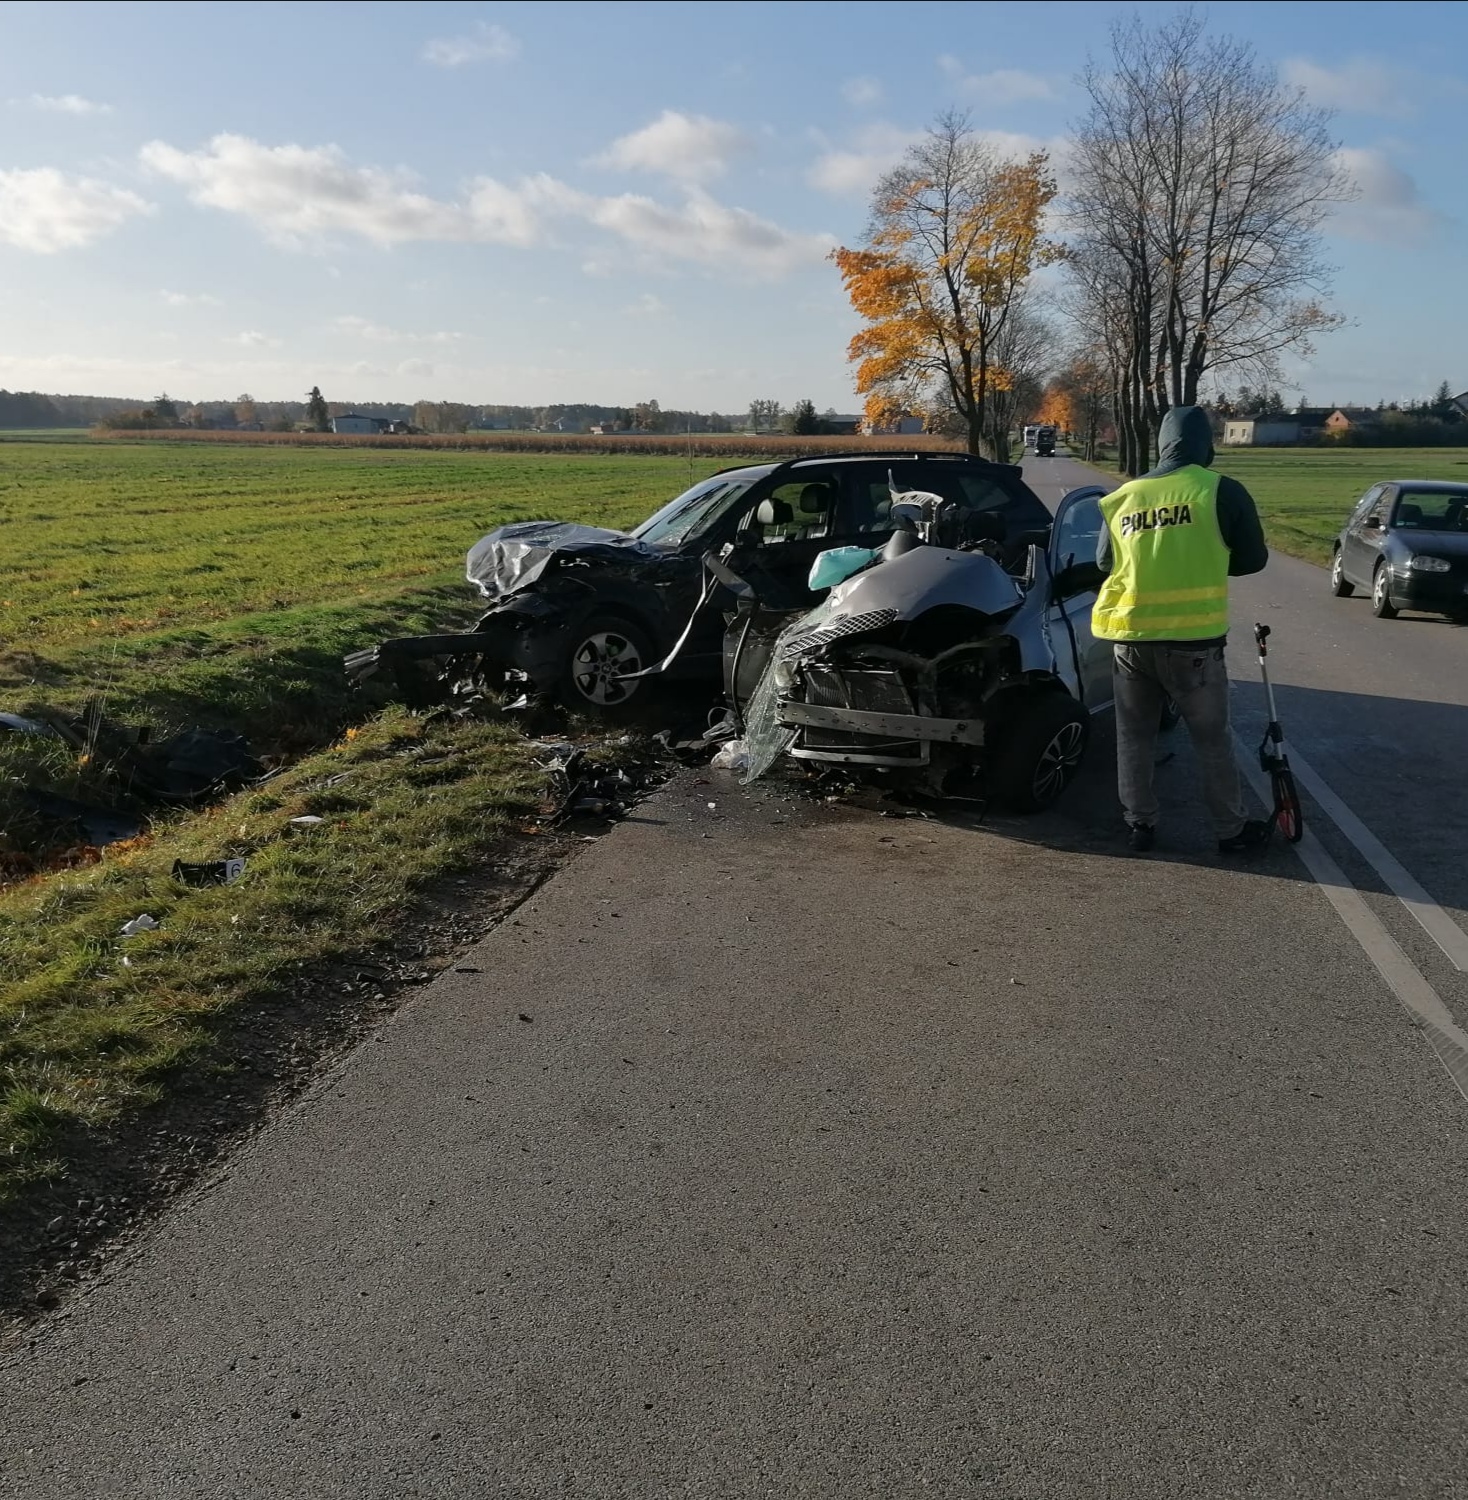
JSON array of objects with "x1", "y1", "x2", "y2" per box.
[{"x1": 1389, "y1": 566, "x2": 1468, "y2": 608}]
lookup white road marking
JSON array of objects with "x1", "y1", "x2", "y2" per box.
[
  {"x1": 1282, "y1": 743, "x2": 1468, "y2": 972},
  {"x1": 1235, "y1": 742, "x2": 1468, "y2": 1102}
]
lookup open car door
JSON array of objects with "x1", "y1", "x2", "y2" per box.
[{"x1": 1046, "y1": 485, "x2": 1113, "y2": 711}]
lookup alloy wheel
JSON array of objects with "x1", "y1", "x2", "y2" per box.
[
  {"x1": 570, "y1": 630, "x2": 643, "y2": 706},
  {"x1": 1032, "y1": 720, "x2": 1086, "y2": 804}
]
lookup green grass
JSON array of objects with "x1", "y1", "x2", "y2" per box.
[
  {"x1": 1, "y1": 439, "x2": 736, "y2": 1206},
  {"x1": 1215, "y1": 447, "x2": 1468, "y2": 565}
]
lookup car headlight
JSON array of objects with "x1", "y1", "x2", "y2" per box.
[{"x1": 1408, "y1": 555, "x2": 1451, "y2": 572}]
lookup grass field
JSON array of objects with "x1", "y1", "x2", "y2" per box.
[
  {"x1": 0, "y1": 438, "x2": 736, "y2": 1208},
  {"x1": 3, "y1": 433, "x2": 1467, "y2": 1212},
  {"x1": 1214, "y1": 446, "x2": 1468, "y2": 565}
]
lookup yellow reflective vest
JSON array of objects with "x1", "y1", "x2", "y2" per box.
[{"x1": 1092, "y1": 466, "x2": 1231, "y2": 642}]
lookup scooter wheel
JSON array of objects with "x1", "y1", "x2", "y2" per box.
[{"x1": 1273, "y1": 767, "x2": 1304, "y2": 843}]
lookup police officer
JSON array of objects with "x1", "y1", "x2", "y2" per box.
[{"x1": 1093, "y1": 405, "x2": 1271, "y2": 854}]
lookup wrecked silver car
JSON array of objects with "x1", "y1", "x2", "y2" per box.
[{"x1": 721, "y1": 483, "x2": 1133, "y2": 810}]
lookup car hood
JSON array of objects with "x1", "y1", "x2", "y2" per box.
[
  {"x1": 466, "y1": 520, "x2": 662, "y2": 599},
  {"x1": 1394, "y1": 530, "x2": 1468, "y2": 560}
]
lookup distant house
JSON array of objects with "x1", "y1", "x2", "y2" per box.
[
  {"x1": 861, "y1": 412, "x2": 923, "y2": 436},
  {"x1": 1451, "y1": 391, "x2": 1468, "y2": 419},
  {"x1": 332, "y1": 412, "x2": 387, "y2": 436},
  {"x1": 1324, "y1": 407, "x2": 1380, "y2": 435},
  {"x1": 1220, "y1": 407, "x2": 1331, "y2": 446},
  {"x1": 588, "y1": 423, "x2": 627, "y2": 436},
  {"x1": 817, "y1": 413, "x2": 863, "y2": 436}
]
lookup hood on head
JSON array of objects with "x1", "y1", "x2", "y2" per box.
[{"x1": 1157, "y1": 406, "x2": 1214, "y2": 469}]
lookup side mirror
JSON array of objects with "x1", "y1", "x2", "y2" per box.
[{"x1": 1364, "y1": 516, "x2": 1381, "y2": 530}]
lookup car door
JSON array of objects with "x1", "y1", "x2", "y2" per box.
[
  {"x1": 1047, "y1": 486, "x2": 1113, "y2": 710},
  {"x1": 721, "y1": 468, "x2": 846, "y2": 611},
  {"x1": 1339, "y1": 484, "x2": 1381, "y2": 584},
  {"x1": 1344, "y1": 485, "x2": 1393, "y2": 585}
]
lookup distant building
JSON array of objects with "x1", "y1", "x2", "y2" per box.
[
  {"x1": 1453, "y1": 391, "x2": 1468, "y2": 418},
  {"x1": 861, "y1": 413, "x2": 923, "y2": 436},
  {"x1": 332, "y1": 412, "x2": 387, "y2": 435},
  {"x1": 1324, "y1": 407, "x2": 1380, "y2": 435},
  {"x1": 1220, "y1": 408, "x2": 1331, "y2": 446}
]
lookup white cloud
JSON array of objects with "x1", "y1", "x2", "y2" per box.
[
  {"x1": 140, "y1": 134, "x2": 544, "y2": 249},
  {"x1": 842, "y1": 77, "x2": 883, "y2": 107},
  {"x1": 807, "y1": 123, "x2": 921, "y2": 197},
  {"x1": 594, "y1": 110, "x2": 751, "y2": 183},
  {"x1": 422, "y1": 21, "x2": 518, "y2": 67},
  {"x1": 335, "y1": 315, "x2": 461, "y2": 344},
  {"x1": 808, "y1": 121, "x2": 1056, "y2": 198},
  {"x1": 1282, "y1": 58, "x2": 1413, "y2": 118},
  {"x1": 142, "y1": 133, "x2": 824, "y2": 279},
  {"x1": 0, "y1": 167, "x2": 151, "y2": 252},
  {"x1": 14, "y1": 92, "x2": 112, "y2": 115},
  {"x1": 937, "y1": 57, "x2": 1057, "y2": 105},
  {"x1": 226, "y1": 330, "x2": 280, "y2": 347},
  {"x1": 398, "y1": 358, "x2": 435, "y2": 379},
  {"x1": 576, "y1": 187, "x2": 832, "y2": 278},
  {"x1": 623, "y1": 293, "x2": 668, "y2": 316},
  {"x1": 1328, "y1": 147, "x2": 1442, "y2": 241},
  {"x1": 160, "y1": 289, "x2": 222, "y2": 307}
]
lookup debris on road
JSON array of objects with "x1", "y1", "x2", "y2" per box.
[
  {"x1": 119, "y1": 914, "x2": 160, "y2": 938},
  {"x1": 171, "y1": 857, "x2": 246, "y2": 887}
]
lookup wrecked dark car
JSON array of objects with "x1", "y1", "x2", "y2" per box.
[
  {"x1": 722, "y1": 483, "x2": 1149, "y2": 811},
  {"x1": 345, "y1": 454, "x2": 1053, "y2": 712}
]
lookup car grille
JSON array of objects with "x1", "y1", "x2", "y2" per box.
[
  {"x1": 796, "y1": 665, "x2": 924, "y2": 759},
  {"x1": 779, "y1": 608, "x2": 898, "y2": 662}
]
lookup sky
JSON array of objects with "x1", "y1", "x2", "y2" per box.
[{"x1": 0, "y1": 0, "x2": 1462, "y2": 412}]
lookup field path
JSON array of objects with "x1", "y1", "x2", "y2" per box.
[{"x1": 4, "y1": 453, "x2": 1468, "y2": 1498}]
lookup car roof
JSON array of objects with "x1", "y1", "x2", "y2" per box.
[
  {"x1": 1389, "y1": 480, "x2": 1468, "y2": 493},
  {"x1": 710, "y1": 451, "x2": 1023, "y2": 479}
]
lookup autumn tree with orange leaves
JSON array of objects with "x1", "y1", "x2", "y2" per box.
[{"x1": 832, "y1": 113, "x2": 1062, "y2": 462}]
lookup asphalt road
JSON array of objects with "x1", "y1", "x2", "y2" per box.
[{"x1": 4, "y1": 452, "x2": 1467, "y2": 1498}]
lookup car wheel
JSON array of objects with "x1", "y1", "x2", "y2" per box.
[
  {"x1": 1371, "y1": 564, "x2": 1398, "y2": 619},
  {"x1": 1330, "y1": 548, "x2": 1354, "y2": 597},
  {"x1": 990, "y1": 695, "x2": 1090, "y2": 812},
  {"x1": 559, "y1": 613, "x2": 655, "y2": 713}
]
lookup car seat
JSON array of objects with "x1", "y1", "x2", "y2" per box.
[
  {"x1": 794, "y1": 483, "x2": 833, "y2": 540},
  {"x1": 1396, "y1": 502, "x2": 1423, "y2": 527}
]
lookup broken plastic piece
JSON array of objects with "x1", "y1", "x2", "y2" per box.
[
  {"x1": 120, "y1": 914, "x2": 160, "y2": 937},
  {"x1": 710, "y1": 740, "x2": 750, "y2": 772},
  {"x1": 289, "y1": 815, "x2": 325, "y2": 828},
  {"x1": 171, "y1": 857, "x2": 246, "y2": 887},
  {"x1": 0, "y1": 712, "x2": 56, "y2": 736}
]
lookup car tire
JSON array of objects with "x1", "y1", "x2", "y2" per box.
[
  {"x1": 1371, "y1": 564, "x2": 1398, "y2": 619},
  {"x1": 990, "y1": 695, "x2": 1090, "y2": 812},
  {"x1": 558, "y1": 613, "x2": 656, "y2": 715},
  {"x1": 1330, "y1": 548, "x2": 1354, "y2": 597}
]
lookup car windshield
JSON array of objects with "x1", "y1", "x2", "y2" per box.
[
  {"x1": 1393, "y1": 492, "x2": 1468, "y2": 532},
  {"x1": 633, "y1": 476, "x2": 758, "y2": 546}
]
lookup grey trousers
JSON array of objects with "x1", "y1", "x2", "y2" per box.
[{"x1": 1113, "y1": 642, "x2": 1247, "y2": 838}]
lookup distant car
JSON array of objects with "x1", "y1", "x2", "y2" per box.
[
  {"x1": 349, "y1": 453, "x2": 1055, "y2": 712},
  {"x1": 1330, "y1": 480, "x2": 1468, "y2": 620}
]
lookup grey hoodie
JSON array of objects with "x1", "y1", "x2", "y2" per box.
[{"x1": 1096, "y1": 404, "x2": 1269, "y2": 587}]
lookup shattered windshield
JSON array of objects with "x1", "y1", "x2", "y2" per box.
[{"x1": 633, "y1": 476, "x2": 759, "y2": 547}]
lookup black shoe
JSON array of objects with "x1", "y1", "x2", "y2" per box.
[
  {"x1": 1218, "y1": 818, "x2": 1272, "y2": 853},
  {"x1": 1127, "y1": 823, "x2": 1156, "y2": 853}
]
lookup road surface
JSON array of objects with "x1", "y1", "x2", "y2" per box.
[{"x1": 2, "y1": 451, "x2": 1466, "y2": 1499}]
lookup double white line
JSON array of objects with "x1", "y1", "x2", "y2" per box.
[{"x1": 1235, "y1": 737, "x2": 1468, "y2": 1101}]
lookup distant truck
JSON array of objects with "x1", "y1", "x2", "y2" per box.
[
  {"x1": 1034, "y1": 425, "x2": 1056, "y2": 457},
  {"x1": 1022, "y1": 424, "x2": 1039, "y2": 448}
]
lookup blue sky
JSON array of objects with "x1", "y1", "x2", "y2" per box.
[{"x1": 0, "y1": 0, "x2": 1461, "y2": 411}]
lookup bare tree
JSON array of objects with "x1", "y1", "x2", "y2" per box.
[
  {"x1": 1067, "y1": 11, "x2": 1350, "y2": 474},
  {"x1": 983, "y1": 301, "x2": 1053, "y2": 463}
]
